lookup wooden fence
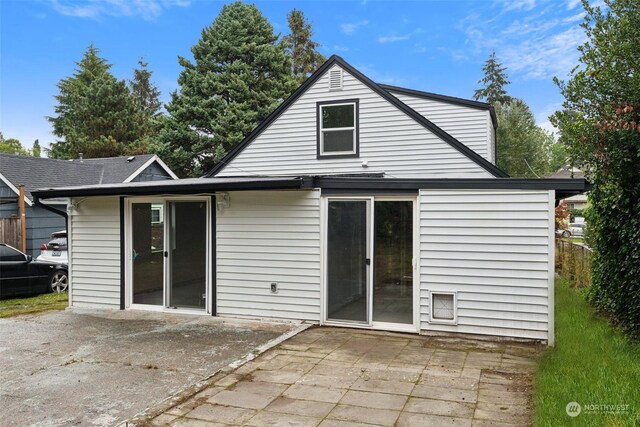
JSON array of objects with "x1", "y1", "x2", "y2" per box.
[
  {"x1": 556, "y1": 239, "x2": 592, "y2": 287},
  {"x1": 0, "y1": 217, "x2": 22, "y2": 249}
]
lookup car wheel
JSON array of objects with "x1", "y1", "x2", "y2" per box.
[
  {"x1": 50, "y1": 270, "x2": 68, "y2": 293},
  {"x1": 562, "y1": 231, "x2": 571, "y2": 238}
]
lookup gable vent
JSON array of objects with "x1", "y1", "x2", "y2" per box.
[{"x1": 328, "y1": 69, "x2": 343, "y2": 91}]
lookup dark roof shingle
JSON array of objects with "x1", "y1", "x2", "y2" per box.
[{"x1": 0, "y1": 153, "x2": 160, "y2": 200}]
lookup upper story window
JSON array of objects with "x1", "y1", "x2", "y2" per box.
[{"x1": 317, "y1": 100, "x2": 359, "y2": 158}]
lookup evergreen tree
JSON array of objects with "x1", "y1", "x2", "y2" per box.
[
  {"x1": 474, "y1": 52, "x2": 511, "y2": 105},
  {"x1": 128, "y1": 58, "x2": 163, "y2": 154},
  {"x1": 156, "y1": 2, "x2": 296, "y2": 176},
  {"x1": 32, "y1": 139, "x2": 41, "y2": 157},
  {"x1": 47, "y1": 44, "x2": 139, "y2": 159},
  {"x1": 282, "y1": 8, "x2": 326, "y2": 83},
  {"x1": 495, "y1": 99, "x2": 553, "y2": 177},
  {"x1": 130, "y1": 59, "x2": 162, "y2": 117}
]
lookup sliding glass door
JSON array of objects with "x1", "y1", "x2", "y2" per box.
[
  {"x1": 168, "y1": 201, "x2": 207, "y2": 310},
  {"x1": 372, "y1": 201, "x2": 413, "y2": 325},
  {"x1": 326, "y1": 200, "x2": 369, "y2": 323},
  {"x1": 326, "y1": 198, "x2": 415, "y2": 329},
  {"x1": 131, "y1": 202, "x2": 165, "y2": 305},
  {"x1": 129, "y1": 198, "x2": 209, "y2": 312}
]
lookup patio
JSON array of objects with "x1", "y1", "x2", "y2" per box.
[{"x1": 149, "y1": 327, "x2": 542, "y2": 426}]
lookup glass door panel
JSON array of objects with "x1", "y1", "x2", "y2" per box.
[
  {"x1": 168, "y1": 201, "x2": 207, "y2": 310},
  {"x1": 327, "y1": 200, "x2": 369, "y2": 323},
  {"x1": 373, "y1": 201, "x2": 413, "y2": 324},
  {"x1": 131, "y1": 202, "x2": 164, "y2": 305}
]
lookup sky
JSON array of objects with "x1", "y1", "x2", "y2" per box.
[{"x1": 1, "y1": 0, "x2": 595, "y2": 153}]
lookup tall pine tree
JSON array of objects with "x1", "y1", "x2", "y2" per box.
[
  {"x1": 32, "y1": 139, "x2": 41, "y2": 157},
  {"x1": 473, "y1": 52, "x2": 511, "y2": 105},
  {"x1": 128, "y1": 58, "x2": 163, "y2": 154},
  {"x1": 47, "y1": 44, "x2": 139, "y2": 159},
  {"x1": 155, "y1": 2, "x2": 296, "y2": 177},
  {"x1": 282, "y1": 9, "x2": 326, "y2": 83}
]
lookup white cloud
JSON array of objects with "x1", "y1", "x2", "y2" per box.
[
  {"x1": 48, "y1": 0, "x2": 189, "y2": 21},
  {"x1": 377, "y1": 28, "x2": 423, "y2": 44},
  {"x1": 458, "y1": 2, "x2": 586, "y2": 80},
  {"x1": 377, "y1": 34, "x2": 411, "y2": 43},
  {"x1": 501, "y1": 26, "x2": 585, "y2": 79},
  {"x1": 333, "y1": 45, "x2": 349, "y2": 52},
  {"x1": 340, "y1": 20, "x2": 369, "y2": 35},
  {"x1": 497, "y1": 0, "x2": 536, "y2": 12},
  {"x1": 567, "y1": 0, "x2": 581, "y2": 10}
]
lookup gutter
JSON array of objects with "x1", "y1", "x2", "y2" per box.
[{"x1": 34, "y1": 196, "x2": 69, "y2": 237}]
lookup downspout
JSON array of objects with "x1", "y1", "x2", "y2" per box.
[
  {"x1": 34, "y1": 196, "x2": 69, "y2": 263},
  {"x1": 33, "y1": 196, "x2": 68, "y2": 230}
]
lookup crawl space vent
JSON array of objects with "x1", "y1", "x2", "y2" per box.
[{"x1": 329, "y1": 69, "x2": 343, "y2": 91}]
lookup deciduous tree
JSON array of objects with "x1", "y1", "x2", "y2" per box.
[{"x1": 495, "y1": 99, "x2": 553, "y2": 177}]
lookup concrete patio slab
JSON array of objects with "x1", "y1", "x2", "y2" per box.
[
  {"x1": 0, "y1": 309, "x2": 296, "y2": 426},
  {"x1": 146, "y1": 327, "x2": 542, "y2": 426}
]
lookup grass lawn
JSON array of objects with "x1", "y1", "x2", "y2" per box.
[
  {"x1": 535, "y1": 277, "x2": 640, "y2": 426},
  {"x1": 0, "y1": 292, "x2": 68, "y2": 318}
]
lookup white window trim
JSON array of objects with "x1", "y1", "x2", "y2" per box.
[
  {"x1": 319, "y1": 102, "x2": 357, "y2": 156},
  {"x1": 429, "y1": 291, "x2": 458, "y2": 325}
]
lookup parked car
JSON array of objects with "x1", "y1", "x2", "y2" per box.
[
  {"x1": 37, "y1": 230, "x2": 68, "y2": 264},
  {"x1": 0, "y1": 243, "x2": 68, "y2": 299},
  {"x1": 569, "y1": 222, "x2": 585, "y2": 237},
  {"x1": 556, "y1": 228, "x2": 571, "y2": 238}
]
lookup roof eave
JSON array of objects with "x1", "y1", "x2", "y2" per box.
[{"x1": 32, "y1": 177, "x2": 309, "y2": 199}]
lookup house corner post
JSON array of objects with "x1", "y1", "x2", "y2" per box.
[{"x1": 19, "y1": 184, "x2": 26, "y2": 253}]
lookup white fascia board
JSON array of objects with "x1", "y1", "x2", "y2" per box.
[
  {"x1": 123, "y1": 155, "x2": 179, "y2": 183},
  {"x1": 0, "y1": 171, "x2": 33, "y2": 206}
]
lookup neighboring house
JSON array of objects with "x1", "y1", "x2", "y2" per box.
[
  {"x1": 0, "y1": 154, "x2": 177, "y2": 256},
  {"x1": 548, "y1": 167, "x2": 588, "y2": 210},
  {"x1": 33, "y1": 56, "x2": 588, "y2": 345}
]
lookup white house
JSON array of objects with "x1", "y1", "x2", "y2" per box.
[{"x1": 32, "y1": 56, "x2": 588, "y2": 345}]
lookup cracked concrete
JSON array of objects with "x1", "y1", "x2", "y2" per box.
[{"x1": 0, "y1": 309, "x2": 296, "y2": 426}]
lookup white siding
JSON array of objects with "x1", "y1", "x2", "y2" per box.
[
  {"x1": 391, "y1": 91, "x2": 493, "y2": 163},
  {"x1": 216, "y1": 190, "x2": 321, "y2": 321},
  {"x1": 69, "y1": 197, "x2": 121, "y2": 308},
  {"x1": 217, "y1": 64, "x2": 493, "y2": 179},
  {"x1": 419, "y1": 190, "x2": 553, "y2": 341}
]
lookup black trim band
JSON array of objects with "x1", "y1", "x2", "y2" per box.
[
  {"x1": 211, "y1": 195, "x2": 216, "y2": 317},
  {"x1": 119, "y1": 197, "x2": 125, "y2": 310},
  {"x1": 378, "y1": 83, "x2": 498, "y2": 130}
]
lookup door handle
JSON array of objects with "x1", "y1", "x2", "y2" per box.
[{"x1": 365, "y1": 258, "x2": 371, "y2": 266}]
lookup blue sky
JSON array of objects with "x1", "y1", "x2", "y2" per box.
[{"x1": 1, "y1": 0, "x2": 593, "y2": 152}]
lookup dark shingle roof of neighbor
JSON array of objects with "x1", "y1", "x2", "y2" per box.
[{"x1": 0, "y1": 153, "x2": 158, "y2": 200}]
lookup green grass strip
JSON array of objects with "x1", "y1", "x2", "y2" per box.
[
  {"x1": 535, "y1": 277, "x2": 640, "y2": 426},
  {"x1": 0, "y1": 292, "x2": 68, "y2": 318}
]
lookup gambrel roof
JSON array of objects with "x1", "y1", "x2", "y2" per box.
[{"x1": 205, "y1": 55, "x2": 508, "y2": 178}]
